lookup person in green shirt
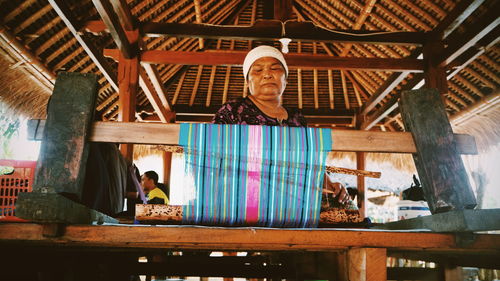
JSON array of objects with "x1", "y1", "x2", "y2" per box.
[{"x1": 141, "y1": 170, "x2": 169, "y2": 204}]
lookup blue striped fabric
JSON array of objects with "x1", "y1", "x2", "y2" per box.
[{"x1": 179, "y1": 123, "x2": 332, "y2": 227}]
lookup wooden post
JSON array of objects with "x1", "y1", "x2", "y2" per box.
[
  {"x1": 118, "y1": 42, "x2": 139, "y2": 162},
  {"x1": 163, "y1": 151, "x2": 173, "y2": 196},
  {"x1": 357, "y1": 152, "x2": 367, "y2": 218},
  {"x1": 33, "y1": 72, "x2": 98, "y2": 197},
  {"x1": 347, "y1": 248, "x2": 387, "y2": 281},
  {"x1": 399, "y1": 89, "x2": 476, "y2": 213},
  {"x1": 15, "y1": 73, "x2": 118, "y2": 225},
  {"x1": 423, "y1": 39, "x2": 448, "y2": 96}
]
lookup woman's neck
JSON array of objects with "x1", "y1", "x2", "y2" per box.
[{"x1": 248, "y1": 95, "x2": 288, "y2": 120}]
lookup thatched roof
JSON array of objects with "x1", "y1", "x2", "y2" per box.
[{"x1": 0, "y1": 47, "x2": 50, "y2": 119}]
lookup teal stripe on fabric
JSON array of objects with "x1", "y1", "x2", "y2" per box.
[{"x1": 179, "y1": 124, "x2": 332, "y2": 228}]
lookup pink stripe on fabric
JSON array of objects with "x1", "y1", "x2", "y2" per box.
[{"x1": 246, "y1": 125, "x2": 261, "y2": 224}]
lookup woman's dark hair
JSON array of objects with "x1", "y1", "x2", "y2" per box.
[{"x1": 144, "y1": 170, "x2": 159, "y2": 185}]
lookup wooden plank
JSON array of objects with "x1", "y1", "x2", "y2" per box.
[
  {"x1": 138, "y1": 70, "x2": 170, "y2": 122},
  {"x1": 313, "y1": 69, "x2": 319, "y2": 109},
  {"x1": 377, "y1": 209, "x2": 500, "y2": 232},
  {"x1": 341, "y1": 71, "x2": 350, "y2": 109},
  {"x1": 31, "y1": 73, "x2": 98, "y2": 196},
  {"x1": 4, "y1": 223, "x2": 500, "y2": 251},
  {"x1": 206, "y1": 65, "x2": 217, "y2": 107},
  {"x1": 193, "y1": 0, "x2": 204, "y2": 49},
  {"x1": 327, "y1": 70, "x2": 334, "y2": 109},
  {"x1": 142, "y1": 63, "x2": 172, "y2": 111},
  {"x1": 15, "y1": 193, "x2": 117, "y2": 224},
  {"x1": 142, "y1": 21, "x2": 426, "y2": 45},
  {"x1": 105, "y1": 49, "x2": 424, "y2": 71},
  {"x1": 347, "y1": 248, "x2": 387, "y2": 281},
  {"x1": 172, "y1": 71, "x2": 187, "y2": 105},
  {"x1": 399, "y1": 89, "x2": 476, "y2": 213},
  {"x1": 28, "y1": 120, "x2": 478, "y2": 154},
  {"x1": 190, "y1": 65, "x2": 204, "y2": 106},
  {"x1": 356, "y1": 152, "x2": 366, "y2": 217},
  {"x1": 117, "y1": 54, "x2": 138, "y2": 161},
  {"x1": 222, "y1": 66, "x2": 231, "y2": 104}
]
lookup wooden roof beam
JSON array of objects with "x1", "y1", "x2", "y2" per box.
[
  {"x1": 142, "y1": 21, "x2": 426, "y2": 46},
  {"x1": 48, "y1": 0, "x2": 118, "y2": 91},
  {"x1": 104, "y1": 49, "x2": 424, "y2": 72},
  {"x1": 139, "y1": 70, "x2": 173, "y2": 123},
  {"x1": 274, "y1": 0, "x2": 293, "y2": 22},
  {"x1": 340, "y1": 71, "x2": 350, "y2": 110},
  {"x1": 359, "y1": 71, "x2": 411, "y2": 116},
  {"x1": 92, "y1": 0, "x2": 173, "y2": 119},
  {"x1": 340, "y1": 0, "x2": 376, "y2": 56},
  {"x1": 433, "y1": 0, "x2": 486, "y2": 39},
  {"x1": 440, "y1": 1, "x2": 500, "y2": 67},
  {"x1": 359, "y1": 0, "x2": 491, "y2": 129},
  {"x1": 0, "y1": 29, "x2": 55, "y2": 89},
  {"x1": 193, "y1": 0, "x2": 204, "y2": 49},
  {"x1": 92, "y1": 0, "x2": 136, "y2": 59}
]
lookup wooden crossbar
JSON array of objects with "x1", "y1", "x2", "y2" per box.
[{"x1": 29, "y1": 120, "x2": 477, "y2": 154}]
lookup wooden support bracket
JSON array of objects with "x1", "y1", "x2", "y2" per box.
[{"x1": 347, "y1": 248, "x2": 387, "y2": 281}]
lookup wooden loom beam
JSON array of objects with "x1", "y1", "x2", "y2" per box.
[{"x1": 28, "y1": 120, "x2": 478, "y2": 155}]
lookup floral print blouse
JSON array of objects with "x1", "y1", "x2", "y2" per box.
[{"x1": 212, "y1": 97, "x2": 307, "y2": 127}]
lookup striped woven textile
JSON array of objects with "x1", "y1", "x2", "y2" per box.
[{"x1": 179, "y1": 124, "x2": 332, "y2": 227}]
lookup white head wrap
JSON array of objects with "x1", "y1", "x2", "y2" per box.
[{"x1": 242, "y1": 45, "x2": 289, "y2": 80}]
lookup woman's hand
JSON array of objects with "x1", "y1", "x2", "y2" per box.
[{"x1": 323, "y1": 175, "x2": 349, "y2": 204}]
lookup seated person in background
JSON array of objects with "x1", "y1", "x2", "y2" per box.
[
  {"x1": 213, "y1": 45, "x2": 348, "y2": 204},
  {"x1": 141, "y1": 170, "x2": 169, "y2": 204}
]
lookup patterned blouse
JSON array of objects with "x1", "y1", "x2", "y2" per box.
[{"x1": 212, "y1": 97, "x2": 307, "y2": 127}]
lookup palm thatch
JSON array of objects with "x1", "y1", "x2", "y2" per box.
[
  {"x1": 452, "y1": 103, "x2": 500, "y2": 153},
  {"x1": 0, "y1": 48, "x2": 50, "y2": 119}
]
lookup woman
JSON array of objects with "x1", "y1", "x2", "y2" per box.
[{"x1": 213, "y1": 45, "x2": 348, "y2": 204}]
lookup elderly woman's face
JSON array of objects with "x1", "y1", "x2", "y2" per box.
[{"x1": 247, "y1": 57, "x2": 287, "y2": 102}]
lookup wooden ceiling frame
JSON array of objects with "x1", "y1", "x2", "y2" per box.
[
  {"x1": 48, "y1": 0, "x2": 118, "y2": 94},
  {"x1": 142, "y1": 20, "x2": 426, "y2": 46},
  {"x1": 359, "y1": 0, "x2": 497, "y2": 130},
  {"x1": 91, "y1": 0, "x2": 173, "y2": 123}
]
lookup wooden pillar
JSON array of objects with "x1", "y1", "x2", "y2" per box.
[
  {"x1": 356, "y1": 152, "x2": 367, "y2": 218},
  {"x1": 442, "y1": 263, "x2": 463, "y2": 281},
  {"x1": 162, "y1": 151, "x2": 172, "y2": 195},
  {"x1": 399, "y1": 89, "x2": 476, "y2": 213},
  {"x1": 347, "y1": 248, "x2": 387, "y2": 281},
  {"x1": 117, "y1": 39, "x2": 139, "y2": 162},
  {"x1": 32, "y1": 72, "x2": 98, "y2": 197},
  {"x1": 15, "y1": 73, "x2": 117, "y2": 225},
  {"x1": 423, "y1": 39, "x2": 448, "y2": 96}
]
